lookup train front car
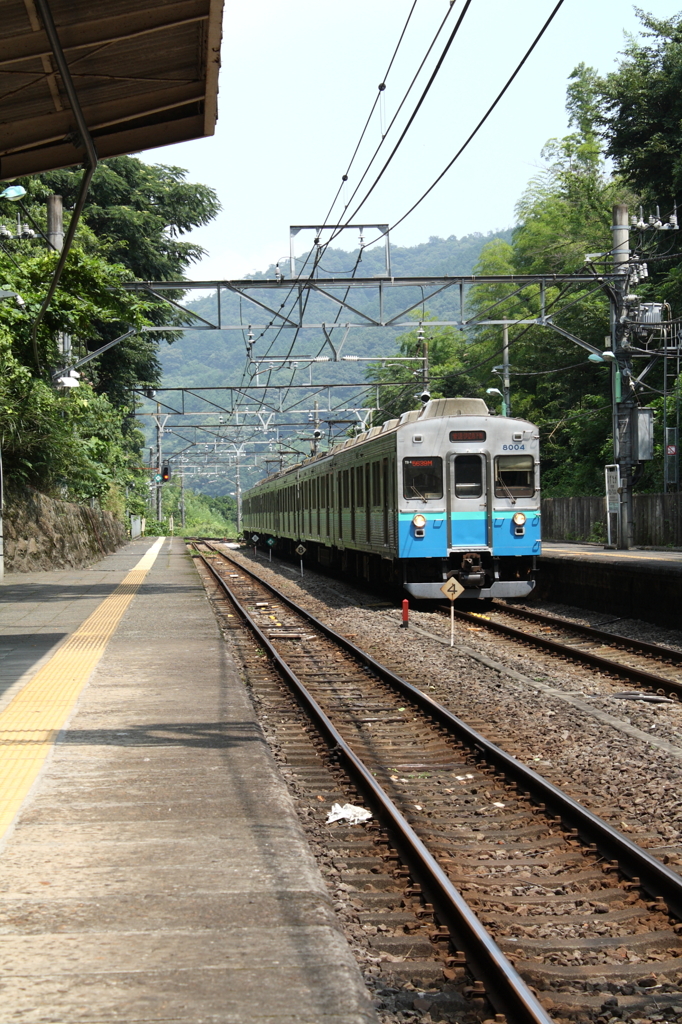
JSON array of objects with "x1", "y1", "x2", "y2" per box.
[{"x1": 398, "y1": 398, "x2": 540, "y2": 601}]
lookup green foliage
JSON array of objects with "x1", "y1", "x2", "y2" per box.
[
  {"x1": 367, "y1": 318, "x2": 475, "y2": 423},
  {"x1": 154, "y1": 484, "x2": 237, "y2": 536},
  {"x1": 598, "y1": 12, "x2": 682, "y2": 202},
  {"x1": 595, "y1": 12, "x2": 682, "y2": 318},
  {"x1": 38, "y1": 157, "x2": 220, "y2": 280},
  {"x1": 0, "y1": 155, "x2": 220, "y2": 510},
  {"x1": 465, "y1": 98, "x2": 630, "y2": 496},
  {"x1": 0, "y1": 323, "x2": 143, "y2": 501}
]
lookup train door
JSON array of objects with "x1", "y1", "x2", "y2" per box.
[
  {"x1": 350, "y1": 467, "x2": 356, "y2": 541},
  {"x1": 450, "y1": 453, "x2": 487, "y2": 548},
  {"x1": 325, "y1": 475, "x2": 330, "y2": 539},
  {"x1": 381, "y1": 458, "x2": 389, "y2": 545}
]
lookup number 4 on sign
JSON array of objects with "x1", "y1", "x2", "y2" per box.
[
  {"x1": 440, "y1": 577, "x2": 464, "y2": 648},
  {"x1": 440, "y1": 578, "x2": 464, "y2": 601}
]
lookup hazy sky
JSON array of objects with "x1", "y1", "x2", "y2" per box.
[{"x1": 147, "y1": 0, "x2": 681, "y2": 280}]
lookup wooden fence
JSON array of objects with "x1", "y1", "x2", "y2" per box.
[{"x1": 541, "y1": 493, "x2": 682, "y2": 547}]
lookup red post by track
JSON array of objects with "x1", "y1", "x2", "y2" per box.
[{"x1": 401, "y1": 599, "x2": 409, "y2": 628}]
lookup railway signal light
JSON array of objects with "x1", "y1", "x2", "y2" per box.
[{"x1": 161, "y1": 463, "x2": 171, "y2": 482}]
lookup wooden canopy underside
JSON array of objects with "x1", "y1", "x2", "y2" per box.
[{"x1": 0, "y1": 0, "x2": 223, "y2": 179}]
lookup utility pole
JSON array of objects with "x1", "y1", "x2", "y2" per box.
[
  {"x1": 502, "y1": 323, "x2": 511, "y2": 418},
  {"x1": 418, "y1": 325, "x2": 430, "y2": 398},
  {"x1": 47, "y1": 195, "x2": 71, "y2": 363},
  {"x1": 180, "y1": 465, "x2": 186, "y2": 528},
  {"x1": 312, "y1": 400, "x2": 320, "y2": 455},
  {"x1": 611, "y1": 204, "x2": 634, "y2": 549},
  {"x1": 46, "y1": 194, "x2": 63, "y2": 251},
  {"x1": 235, "y1": 450, "x2": 242, "y2": 534},
  {"x1": 156, "y1": 402, "x2": 162, "y2": 521}
]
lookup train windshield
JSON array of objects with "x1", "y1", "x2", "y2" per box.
[
  {"x1": 494, "y1": 455, "x2": 534, "y2": 497},
  {"x1": 403, "y1": 457, "x2": 443, "y2": 500},
  {"x1": 453, "y1": 455, "x2": 483, "y2": 498}
]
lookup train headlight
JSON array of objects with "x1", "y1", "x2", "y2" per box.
[
  {"x1": 512, "y1": 512, "x2": 526, "y2": 526},
  {"x1": 412, "y1": 514, "x2": 427, "y2": 529}
]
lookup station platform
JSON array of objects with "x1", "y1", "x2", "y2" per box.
[
  {"x1": 537, "y1": 541, "x2": 682, "y2": 627},
  {"x1": 0, "y1": 537, "x2": 376, "y2": 1023}
]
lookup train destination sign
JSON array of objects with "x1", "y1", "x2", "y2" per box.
[{"x1": 449, "y1": 430, "x2": 486, "y2": 442}]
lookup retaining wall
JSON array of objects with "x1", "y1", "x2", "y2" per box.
[{"x1": 4, "y1": 487, "x2": 128, "y2": 573}]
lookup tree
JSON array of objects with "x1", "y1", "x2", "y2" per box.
[
  {"x1": 38, "y1": 158, "x2": 220, "y2": 280},
  {"x1": 598, "y1": 12, "x2": 682, "y2": 203},
  {"x1": 11, "y1": 158, "x2": 220, "y2": 404},
  {"x1": 596, "y1": 11, "x2": 682, "y2": 336},
  {"x1": 465, "y1": 101, "x2": 630, "y2": 494},
  {"x1": 0, "y1": 156, "x2": 220, "y2": 507}
]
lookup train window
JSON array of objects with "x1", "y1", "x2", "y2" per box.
[
  {"x1": 495, "y1": 454, "x2": 534, "y2": 497},
  {"x1": 454, "y1": 455, "x2": 483, "y2": 498},
  {"x1": 403, "y1": 457, "x2": 443, "y2": 500}
]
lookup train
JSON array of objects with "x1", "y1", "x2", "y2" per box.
[{"x1": 241, "y1": 397, "x2": 540, "y2": 601}]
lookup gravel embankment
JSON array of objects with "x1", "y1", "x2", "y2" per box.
[{"x1": 224, "y1": 547, "x2": 682, "y2": 859}]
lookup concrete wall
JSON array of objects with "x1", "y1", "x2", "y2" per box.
[
  {"x1": 4, "y1": 487, "x2": 128, "y2": 573},
  {"x1": 542, "y1": 493, "x2": 682, "y2": 547},
  {"x1": 536, "y1": 553, "x2": 682, "y2": 629}
]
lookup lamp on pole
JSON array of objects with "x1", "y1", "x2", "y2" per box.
[{"x1": 486, "y1": 387, "x2": 505, "y2": 415}]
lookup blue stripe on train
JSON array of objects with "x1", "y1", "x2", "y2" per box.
[{"x1": 398, "y1": 512, "x2": 541, "y2": 558}]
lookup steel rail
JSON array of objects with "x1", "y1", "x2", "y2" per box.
[
  {"x1": 495, "y1": 602, "x2": 682, "y2": 665},
  {"x1": 202, "y1": 542, "x2": 682, "y2": 923},
  {"x1": 193, "y1": 546, "x2": 552, "y2": 1024},
  {"x1": 449, "y1": 606, "x2": 682, "y2": 698}
]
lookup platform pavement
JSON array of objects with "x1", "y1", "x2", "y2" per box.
[
  {"x1": 0, "y1": 536, "x2": 376, "y2": 1023},
  {"x1": 542, "y1": 540, "x2": 682, "y2": 571}
]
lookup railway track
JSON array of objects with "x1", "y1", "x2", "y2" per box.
[
  {"x1": 193, "y1": 541, "x2": 682, "y2": 1023},
  {"x1": 443, "y1": 602, "x2": 682, "y2": 700}
]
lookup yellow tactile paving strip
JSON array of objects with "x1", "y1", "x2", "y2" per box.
[{"x1": 0, "y1": 537, "x2": 165, "y2": 839}]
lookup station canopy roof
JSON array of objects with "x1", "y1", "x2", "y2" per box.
[{"x1": 0, "y1": 0, "x2": 223, "y2": 180}]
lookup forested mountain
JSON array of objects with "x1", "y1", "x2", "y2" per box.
[{"x1": 158, "y1": 229, "x2": 513, "y2": 389}]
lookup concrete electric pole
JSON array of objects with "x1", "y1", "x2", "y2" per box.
[
  {"x1": 502, "y1": 323, "x2": 511, "y2": 418},
  {"x1": 611, "y1": 204, "x2": 635, "y2": 549},
  {"x1": 47, "y1": 195, "x2": 71, "y2": 363},
  {"x1": 155, "y1": 404, "x2": 164, "y2": 521}
]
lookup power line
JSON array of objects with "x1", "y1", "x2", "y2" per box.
[
  {"x1": 361, "y1": 0, "x2": 566, "y2": 244},
  {"x1": 321, "y1": 0, "x2": 421, "y2": 230},
  {"x1": 326, "y1": 0, "x2": 473, "y2": 247}
]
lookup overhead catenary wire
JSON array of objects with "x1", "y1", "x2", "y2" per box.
[
  {"x1": 356, "y1": 0, "x2": 566, "y2": 248},
  {"x1": 322, "y1": 0, "x2": 453, "y2": 230},
  {"x1": 323, "y1": 0, "x2": 473, "y2": 250},
  {"x1": 232, "y1": 1, "x2": 471, "y2": 447},
  {"x1": 234, "y1": 0, "x2": 570, "y2": 470},
  {"x1": 322, "y1": 0, "x2": 420, "y2": 227}
]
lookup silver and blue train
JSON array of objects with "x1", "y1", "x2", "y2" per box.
[{"x1": 241, "y1": 397, "x2": 540, "y2": 601}]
